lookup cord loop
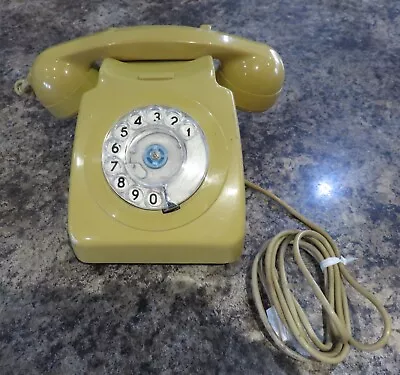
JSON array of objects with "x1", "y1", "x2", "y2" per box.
[
  {"x1": 246, "y1": 179, "x2": 391, "y2": 364},
  {"x1": 14, "y1": 78, "x2": 30, "y2": 96}
]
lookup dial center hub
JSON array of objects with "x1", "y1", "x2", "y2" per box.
[{"x1": 143, "y1": 144, "x2": 168, "y2": 169}]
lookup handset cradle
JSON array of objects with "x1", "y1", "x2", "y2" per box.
[{"x1": 28, "y1": 25, "x2": 284, "y2": 117}]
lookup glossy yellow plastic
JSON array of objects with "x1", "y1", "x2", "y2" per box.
[
  {"x1": 27, "y1": 25, "x2": 284, "y2": 263},
  {"x1": 28, "y1": 25, "x2": 284, "y2": 117}
]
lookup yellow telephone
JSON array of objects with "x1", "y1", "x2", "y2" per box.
[{"x1": 23, "y1": 25, "x2": 284, "y2": 263}]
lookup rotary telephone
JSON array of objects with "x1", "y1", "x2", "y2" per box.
[
  {"x1": 20, "y1": 25, "x2": 284, "y2": 263},
  {"x1": 16, "y1": 25, "x2": 392, "y2": 363}
]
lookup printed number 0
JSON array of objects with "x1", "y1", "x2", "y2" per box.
[{"x1": 149, "y1": 193, "x2": 158, "y2": 205}]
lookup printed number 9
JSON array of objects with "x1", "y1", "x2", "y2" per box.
[{"x1": 131, "y1": 189, "x2": 139, "y2": 200}]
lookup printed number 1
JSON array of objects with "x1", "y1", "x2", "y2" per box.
[{"x1": 186, "y1": 128, "x2": 191, "y2": 137}]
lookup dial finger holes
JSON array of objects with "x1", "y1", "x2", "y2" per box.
[
  {"x1": 147, "y1": 191, "x2": 161, "y2": 207},
  {"x1": 114, "y1": 123, "x2": 130, "y2": 140},
  {"x1": 180, "y1": 123, "x2": 196, "y2": 139},
  {"x1": 106, "y1": 139, "x2": 123, "y2": 156},
  {"x1": 147, "y1": 108, "x2": 163, "y2": 124},
  {"x1": 105, "y1": 158, "x2": 123, "y2": 174},
  {"x1": 129, "y1": 187, "x2": 143, "y2": 203},
  {"x1": 114, "y1": 175, "x2": 128, "y2": 191},
  {"x1": 102, "y1": 104, "x2": 208, "y2": 211},
  {"x1": 128, "y1": 111, "x2": 144, "y2": 128},
  {"x1": 166, "y1": 111, "x2": 181, "y2": 127}
]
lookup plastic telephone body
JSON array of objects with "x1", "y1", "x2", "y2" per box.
[
  {"x1": 27, "y1": 26, "x2": 284, "y2": 263},
  {"x1": 67, "y1": 56, "x2": 244, "y2": 263}
]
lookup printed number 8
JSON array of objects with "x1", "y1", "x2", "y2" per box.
[{"x1": 117, "y1": 177, "x2": 125, "y2": 188}]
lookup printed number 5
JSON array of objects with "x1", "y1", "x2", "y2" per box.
[{"x1": 120, "y1": 126, "x2": 128, "y2": 137}]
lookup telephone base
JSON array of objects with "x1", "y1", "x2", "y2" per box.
[
  {"x1": 68, "y1": 182, "x2": 245, "y2": 264},
  {"x1": 70, "y1": 239, "x2": 244, "y2": 265},
  {"x1": 67, "y1": 56, "x2": 246, "y2": 264}
]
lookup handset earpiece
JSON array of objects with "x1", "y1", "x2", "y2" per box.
[
  {"x1": 216, "y1": 49, "x2": 284, "y2": 112},
  {"x1": 28, "y1": 53, "x2": 98, "y2": 118}
]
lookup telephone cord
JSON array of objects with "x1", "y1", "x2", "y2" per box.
[
  {"x1": 245, "y1": 179, "x2": 391, "y2": 364},
  {"x1": 14, "y1": 79, "x2": 30, "y2": 96}
]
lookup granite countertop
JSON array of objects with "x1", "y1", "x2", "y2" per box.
[{"x1": 1, "y1": 1, "x2": 399, "y2": 374}]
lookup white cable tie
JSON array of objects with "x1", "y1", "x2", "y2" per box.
[{"x1": 320, "y1": 255, "x2": 356, "y2": 271}]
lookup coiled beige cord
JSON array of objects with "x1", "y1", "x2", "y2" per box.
[
  {"x1": 246, "y1": 179, "x2": 391, "y2": 364},
  {"x1": 14, "y1": 78, "x2": 30, "y2": 96}
]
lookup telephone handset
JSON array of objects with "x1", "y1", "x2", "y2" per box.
[{"x1": 25, "y1": 25, "x2": 284, "y2": 263}]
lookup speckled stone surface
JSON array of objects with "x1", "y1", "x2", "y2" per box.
[{"x1": 1, "y1": 1, "x2": 399, "y2": 374}]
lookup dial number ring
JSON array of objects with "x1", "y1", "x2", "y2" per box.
[{"x1": 102, "y1": 105, "x2": 208, "y2": 211}]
